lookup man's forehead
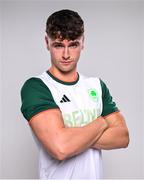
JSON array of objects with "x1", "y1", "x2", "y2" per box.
[{"x1": 47, "y1": 36, "x2": 83, "y2": 44}]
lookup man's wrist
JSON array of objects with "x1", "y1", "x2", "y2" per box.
[
  {"x1": 95, "y1": 116, "x2": 109, "y2": 130},
  {"x1": 88, "y1": 116, "x2": 109, "y2": 147}
]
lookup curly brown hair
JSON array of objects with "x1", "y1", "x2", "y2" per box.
[{"x1": 46, "y1": 9, "x2": 84, "y2": 40}]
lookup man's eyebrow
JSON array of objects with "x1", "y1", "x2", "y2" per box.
[{"x1": 69, "y1": 41, "x2": 80, "y2": 45}]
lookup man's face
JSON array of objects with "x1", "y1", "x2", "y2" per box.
[{"x1": 45, "y1": 35, "x2": 84, "y2": 73}]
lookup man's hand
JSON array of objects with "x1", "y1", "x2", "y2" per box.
[{"x1": 91, "y1": 112, "x2": 129, "y2": 150}]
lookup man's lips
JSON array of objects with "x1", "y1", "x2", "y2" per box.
[{"x1": 60, "y1": 61, "x2": 73, "y2": 64}]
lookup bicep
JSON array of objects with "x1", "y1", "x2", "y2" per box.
[{"x1": 29, "y1": 108, "x2": 65, "y2": 157}]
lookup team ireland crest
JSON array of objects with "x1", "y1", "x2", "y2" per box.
[{"x1": 88, "y1": 89, "x2": 99, "y2": 102}]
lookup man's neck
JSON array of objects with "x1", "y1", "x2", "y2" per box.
[{"x1": 48, "y1": 67, "x2": 78, "y2": 83}]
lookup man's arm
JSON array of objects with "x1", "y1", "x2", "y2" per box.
[
  {"x1": 29, "y1": 108, "x2": 108, "y2": 160},
  {"x1": 91, "y1": 111, "x2": 129, "y2": 150}
]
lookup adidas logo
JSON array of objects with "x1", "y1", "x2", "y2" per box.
[{"x1": 60, "y1": 95, "x2": 70, "y2": 103}]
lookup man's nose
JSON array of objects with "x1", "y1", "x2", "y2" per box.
[{"x1": 62, "y1": 47, "x2": 70, "y2": 60}]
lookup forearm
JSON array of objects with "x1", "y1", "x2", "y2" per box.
[
  {"x1": 91, "y1": 126, "x2": 129, "y2": 150},
  {"x1": 30, "y1": 109, "x2": 109, "y2": 160},
  {"x1": 40, "y1": 117, "x2": 108, "y2": 160},
  {"x1": 58, "y1": 117, "x2": 108, "y2": 158}
]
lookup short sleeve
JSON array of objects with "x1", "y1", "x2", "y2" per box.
[
  {"x1": 100, "y1": 79, "x2": 119, "y2": 116},
  {"x1": 20, "y1": 77, "x2": 59, "y2": 121}
]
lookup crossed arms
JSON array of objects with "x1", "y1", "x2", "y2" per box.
[{"x1": 29, "y1": 108, "x2": 129, "y2": 161}]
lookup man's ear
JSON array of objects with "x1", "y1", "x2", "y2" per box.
[{"x1": 45, "y1": 35, "x2": 50, "y2": 50}]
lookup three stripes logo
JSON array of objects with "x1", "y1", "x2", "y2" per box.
[{"x1": 60, "y1": 95, "x2": 70, "y2": 103}]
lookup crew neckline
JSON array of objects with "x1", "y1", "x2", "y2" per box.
[{"x1": 46, "y1": 70, "x2": 79, "y2": 85}]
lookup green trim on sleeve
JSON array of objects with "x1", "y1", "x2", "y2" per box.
[
  {"x1": 20, "y1": 77, "x2": 59, "y2": 121},
  {"x1": 100, "y1": 79, "x2": 119, "y2": 116}
]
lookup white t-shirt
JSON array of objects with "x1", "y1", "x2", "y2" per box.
[{"x1": 21, "y1": 71, "x2": 118, "y2": 179}]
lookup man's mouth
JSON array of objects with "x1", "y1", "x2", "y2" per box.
[{"x1": 60, "y1": 61, "x2": 73, "y2": 65}]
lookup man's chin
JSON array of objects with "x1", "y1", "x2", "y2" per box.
[{"x1": 58, "y1": 67, "x2": 76, "y2": 74}]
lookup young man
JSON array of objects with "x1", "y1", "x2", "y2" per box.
[{"x1": 21, "y1": 9, "x2": 129, "y2": 179}]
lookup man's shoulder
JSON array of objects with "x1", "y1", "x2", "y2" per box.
[
  {"x1": 21, "y1": 71, "x2": 49, "y2": 94},
  {"x1": 20, "y1": 71, "x2": 59, "y2": 121}
]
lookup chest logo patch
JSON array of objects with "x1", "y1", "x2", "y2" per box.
[{"x1": 88, "y1": 89, "x2": 99, "y2": 102}]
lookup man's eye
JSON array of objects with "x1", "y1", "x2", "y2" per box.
[
  {"x1": 54, "y1": 44, "x2": 63, "y2": 48},
  {"x1": 69, "y1": 44, "x2": 78, "y2": 48}
]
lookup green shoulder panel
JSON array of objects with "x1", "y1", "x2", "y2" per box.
[
  {"x1": 20, "y1": 77, "x2": 59, "y2": 121},
  {"x1": 100, "y1": 79, "x2": 119, "y2": 116}
]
